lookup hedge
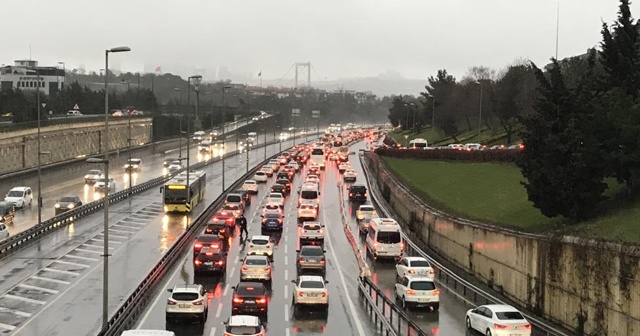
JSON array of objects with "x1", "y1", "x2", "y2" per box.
[{"x1": 375, "y1": 147, "x2": 522, "y2": 163}]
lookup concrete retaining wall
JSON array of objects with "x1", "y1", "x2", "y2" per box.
[
  {"x1": 0, "y1": 118, "x2": 152, "y2": 175},
  {"x1": 364, "y1": 152, "x2": 640, "y2": 336}
]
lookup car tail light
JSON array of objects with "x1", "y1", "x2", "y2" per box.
[
  {"x1": 210, "y1": 244, "x2": 219, "y2": 249},
  {"x1": 494, "y1": 324, "x2": 508, "y2": 329},
  {"x1": 349, "y1": 193, "x2": 353, "y2": 197},
  {"x1": 194, "y1": 260, "x2": 203, "y2": 265},
  {"x1": 278, "y1": 219, "x2": 283, "y2": 223},
  {"x1": 406, "y1": 289, "x2": 416, "y2": 295},
  {"x1": 193, "y1": 299, "x2": 203, "y2": 305},
  {"x1": 167, "y1": 299, "x2": 177, "y2": 305},
  {"x1": 206, "y1": 252, "x2": 213, "y2": 256},
  {"x1": 249, "y1": 244, "x2": 254, "y2": 248},
  {"x1": 322, "y1": 291, "x2": 328, "y2": 298},
  {"x1": 400, "y1": 242, "x2": 405, "y2": 249},
  {"x1": 262, "y1": 268, "x2": 271, "y2": 272},
  {"x1": 364, "y1": 192, "x2": 367, "y2": 197},
  {"x1": 219, "y1": 229, "x2": 225, "y2": 233},
  {"x1": 256, "y1": 297, "x2": 267, "y2": 304},
  {"x1": 297, "y1": 291, "x2": 304, "y2": 297},
  {"x1": 408, "y1": 269, "x2": 416, "y2": 274},
  {"x1": 233, "y1": 296, "x2": 244, "y2": 303},
  {"x1": 522, "y1": 324, "x2": 532, "y2": 329},
  {"x1": 298, "y1": 258, "x2": 305, "y2": 263},
  {"x1": 213, "y1": 217, "x2": 219, "y2": 221},
  {"x1": 432, "y1": 289, "x2": 440, "y2": 295},
  {"x1": 319, "y1": 259, "x2": 325, "y2": 264},
  {"x1": 194, "y1": 242, "x2": 203, "y2": 249},
  {"x1": 242, "y1": 267, "x2": 249, "y2": 272},
  {"x1": 204, "y1": 229, "x2": 212, "y2": 234},
  {"x1": 429, "y1": 269, "x2": 435, "y2": 275}
]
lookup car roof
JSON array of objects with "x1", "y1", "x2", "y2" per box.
[
  {"x1": 244, "y1": 180, "x2": 256, "y2": 183},
  {"x1": 250, "y1": 235, "x2": 270, "y2": 241},
  {"x1": 300, "y1": 245, "x2": 323, "y2": 251},
  {"x1": 171, "y1": 284, "x2": 201, "y2": 292},
  {"x1": 481, "y1": 304, "x2": 520, "y2": 312},
  {"x1": 9, "y1": 187, "x2": 29, "y2": 191},
  {"x1": 405, "y1": 256, "x2": 428, "y2": 262},
  {"x1": 227, "y1": 315, "x2": 261, "y2": 327},
  {"x1": 199, "y1": 247, "x2": 222, "y2": 255},
  {"x1": 236, "y1": 281, "x2": 266, "y2": 290},
  {"x1": 404, "y1": 275, "x2": 435, "y2": 282},
  {"x1": 298, "y1": 275, "x2": 325, "y2": 283},
  {"x1": 268, "y1": 193, "x2": 283, "y2": 197},
  {"x1": 302, "y1": 222, "x2": 322, "y2": 228},
  {"x1": 197, "y1": 234, "x2": 221, "y2": 240}
]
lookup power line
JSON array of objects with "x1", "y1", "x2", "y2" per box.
[{"x1": 275, "y1": 63, "x2": 296, "y2": 87}]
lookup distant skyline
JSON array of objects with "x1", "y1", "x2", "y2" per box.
[{"x1": 1, "y1": 0, "x2": 635, "y2": 91}]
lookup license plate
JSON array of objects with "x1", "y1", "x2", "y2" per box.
[
  {"x1": 309, "y1": 260, "x2": 317, "y2": 263},
  {"x1": 245, "y1": 300, "x2": 255, "y2": 304},
  {"x1": 204, "y1": 262, "x2": 213, "y2": 266},
  {"x1": 178, "y1": 304, "x2": 190, "y2": 308},
  {"x1": 308, "y1": 293, "x2": 320, "y2": 297}
]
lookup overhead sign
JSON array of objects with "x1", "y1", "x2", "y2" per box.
[
  {"x1": 291, "y1": 108, "x2": 300, "y2": 116},
  {"x1": 73, "y1": 103, "x2": 80, "y2": 110},
  {"x1": 311, "y1": 110, "x2": 320, "y2": 118}
]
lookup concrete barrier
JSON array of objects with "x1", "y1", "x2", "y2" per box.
[{"x1": 364, "y1": 152, "x2": 640, "y2": 336}]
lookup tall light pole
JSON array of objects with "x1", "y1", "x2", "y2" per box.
[
  {"x1": 261, "y1": 128, "x2": 267, "y2": 160},
  {"x1": 58, "y1": 62, "x2": 65, "y2": 112},
  {"x1": 99, "y1": 45, "x2": 130, "y2": 332},
  {"x1": 186, "y1": 75, "x2": 202, "y2": 212},
  {"x1": 475, "y1": 81, "x2": 483, "y2": 142},
  {"x1": 174, "y1": 88, "x2": 183, "y2": 158},
  {"x1": 222, "y1": 85, "x2": 232, "y2": 133},
  {"x1": 36, "y1": 74, "x2": 50, "y2": 226}
]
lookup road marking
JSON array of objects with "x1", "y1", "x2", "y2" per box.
[
  {"x1": 82, "y1": 243, "x2": 114, "y2": 249},
  {"x1": 111, "y1": 225, "x2": 137, "y2": 231},
  {"x1": 17, "y1": 283, "x2": 58, "y2": 294},
  {"x1": 136, "y1": 258, "x2": 186, "y2": 328},
  {"x1": 284, "y1": 234, "x2": 288, "y2": 242},
  {"x1": 0, "y1": 307, "x2": 31, "y2": 317},
  {"x1": 284, "y1": 304, "x2": 290, "y2": 322},
  {"x1": 64, "y1": 254, "x2": 99, "y2": 262},
  {"x1": 284, "y1": 245, "x2": 288, "y2": 254},
  {"x1": 97, "y1": 233, "x2": 128, "y2": 239},
  {"x1": 284, "y1": 256, "x2": 288, "y2": 266},
  {"x1": 30, "y1": 276, "x2": 70, "y2": 285},
  {"x1": 234, "y1": 255, "x2": 239, "y2": 264},
  {"x1": 42, "y1": 267, "x2": 80, "y2": 276},
  {"x1": 230, "y1": 267, "x2": 236, "y2": 275},
  {"x1": 107, "y1": 228, "x2": 132, "y2": 234},
  {"x1": 0, "y1": 323, "x2": 15, "y2": 331},
  {"x1": 223, "y1": 284, "x2": 230, "y2": 296},
  {"x1": 323, "y1": 210, "x2": 367, "y2": 336},
  {"x1": 5, "y1": 294, "x2": 46, "y2": 305},
  {"x1": 90, "y1": 238, "x2": 121, "y2": 244},
  {"x1": 284, "y1": 269, "x2": 289, "y2": 281},
  {"x1": 284, "y1": 285, "x2": 288, "y2": 299},
  {"x1": 74, "y1": 248, "x2": 103, "y2": 255},
  {"x1": 215, "y1": 303, "x2": 223, "y2": 318},
  {"x1": 209, "y1": 327, "x2": 216, "y2": 336},
  {"x1": 53, "y1": 260, "x2": 89, "y2": 268}
]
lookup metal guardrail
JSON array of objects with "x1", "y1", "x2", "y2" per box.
[
  {"x1": 358, "y1": 151, "x2": 570, "y2": 336},
  {"x1": 0, "y1": 130, "x2": 304, "y2": 261},
  {"x1": 97, "y1": 136, "x2": 321, "y2": 336}
]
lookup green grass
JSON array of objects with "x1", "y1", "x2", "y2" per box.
[
  {"x1": 382, "y1": 157, "x2": 640, "y2": 243},
  {"x1": 387, "y1": 127, "x2": 445, "y2": 146}
]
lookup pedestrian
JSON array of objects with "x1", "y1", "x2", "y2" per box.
[{"x1": 237, "y1": 215, "x2": 248, "y2": 238}]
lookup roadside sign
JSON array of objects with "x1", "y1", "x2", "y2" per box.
[
  {"x1": 41, "y1": 103, "x2": 46, "y2": 108},
  {"x1": 292, "y1": 109, "x2": 300, "y2": 116},
  {"x1": 404, "y1": 135, "x2": 409, "y2": 139},
  {"x1": 73, "y1": 103, "x2": 79, "y2": 110},
  {"x1": 311, "y1": 110, "x2": 320, "y2": 118}
]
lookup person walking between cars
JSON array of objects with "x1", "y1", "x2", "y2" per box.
[{"x1": 237, "y1": 215, "x2": 248, "y2": 238}]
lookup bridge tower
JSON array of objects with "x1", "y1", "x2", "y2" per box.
[{"x1": 294, "y1": 62, "x2": 311, "y2": 89}]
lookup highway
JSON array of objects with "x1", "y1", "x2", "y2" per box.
[
  {"x1": 0, "y1": 133, "x2": 314, "y2": 336},
  {"x1": 136, "y1": 142, "x2": 378, "y2": 336},
  {"x1": 0, "y1": 119, "x2": 262, "y2": 237}
]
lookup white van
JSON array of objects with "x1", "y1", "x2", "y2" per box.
[
  {"x1": 366, "y1": 218, "x2": 403, "y2": 261},
  {"x1": 298, "y1": 183, "x2": 320, "y2": 208},
  {"x1": 408, "y1": 138, "x2": 428, "y2": 149},
  {"x1": 309, "y1": 147, "x2": 325, "y2": 169},
  {"x1": 121, "y1": 330, "x2": 175, "y2": 336}
]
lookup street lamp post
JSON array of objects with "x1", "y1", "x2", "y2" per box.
[
  {"x1": 99, "y1": 45, "x2": 130, "y2": 332},
  {"x1": 127, "y1": 112, "x2": 132, "y2": 213},
  {"x1": 174, "y1": 88, "x2": 182, "y2": 158},
  {"x1": 475, "y1": 81, "x2": 483, "y2": 142},
  {"x1": 186, "y1": 75, "x2": 203, "y2": 212},
  {"x1": 58, "y1": 62, "x2": 66, "y2": 112},
  {"x1": 222, "y1": 85, "x2": 232, "y2": 134},
  {"x1": 36, "y1": 74, "x2": 51, "y2": 226},
  {"x1": 261, "y1": 128, "x2": 267, "y2": 160}
]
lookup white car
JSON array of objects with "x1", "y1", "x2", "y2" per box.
[
  {"x1": 266, "y1": 193, "x2": 285, "y2": 208},
  {"x1": 253, "y1": 171, "x2": 268, "y2": 183},
  {"x1": 297, "y1": 204, "x2": 318, "y2": 222},
  {"x1": 261, "y1": 166, "x2": 274, "y2": 177},
  {"x1": 240, "y1": 255, "x2": 272, "y2": 284},
  {"x1": 165, "y1": 284, "x2": 208, "y2": 323},
  {"x1": 396, "y1": 256, "x2": 434, "y2": 279},
  {"x1": 0, "y1": 222, "x2": 9, "y2": 241},
  {"x1": 247, "y1": 235, "x2": 274, "y2": 259},
  {"x1": 94, "y1": 177, "x2": 117, "y2": 192},
  {"x1": 291, "y1": 161, "x2": 300, "y2": 172},
  {"x1": 356, "y1": 204, "x2": 377, "y2": 221},
  {"x1": 291, "y1": 275, "x2": 329, "y2": 315},
  {"x1": 223, "y1": 315, "x2": 266, "y2": 336},
  {"x1": 168, "y1": 160, "x2": 183, "y2": 172},
  {"x1": 4, "y1": 187, "x2": 33, "y2": 208},
  {"x1": 343, "y1": 169, "x2": 357, "y2": 182},
  {"x1": 262, "y1": 203, "x2": 282, "y2": 216},
  {"x1": 305, "y1": 175, "x2": 320, "y2": 185},
  {"x1": 394, "y1": 276, "x2": 439, "y2": 310},
  {"x1": 268, "y1": 160, "x2": 279, "y2": 171},
  {"x1": 242, "y1": 180, "x2": 258, "y2": 194},
  {"x1": 299, "y1": 222, "x2": 324, "y2": 243},
  {"x1": 84, "y1": 169, "x2": 103, "y2": 184},
  {"x1": 338, "y1": 162, "x2": 350, "y2": 173},
  {"x1": 466, "y1": 304, "x2": 532, "y2": 336}
]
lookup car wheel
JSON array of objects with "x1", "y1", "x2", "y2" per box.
[
  {"x1": 401, "y1": 296, "x2": 407, "y2": 309},
  {"x1": 466, "y1": 317, "x2": 472, "y2": 330},
  {"x1": 486, "y1": 330, "x2": 492, "y2": 336}
]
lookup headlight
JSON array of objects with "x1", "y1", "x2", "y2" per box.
[
  {"x1": 133, "y1": 165, "x2": 139, "y2": 168},
  {"x1": 68, "y1": 204, "x2": 75, "y2": 209},
  {"x1": 164, "y1": 206, "x2": 168, "y2": 212},
  {"x1": 124, "y1": 165, "x2": 129, "y2": 168},
  {"x1": 55, "y1": 204, "x2": 60, "y2": 208}
]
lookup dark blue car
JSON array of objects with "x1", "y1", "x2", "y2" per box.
[{"x1": 261, "y1": 212, "x2": 284, "y2": 231}]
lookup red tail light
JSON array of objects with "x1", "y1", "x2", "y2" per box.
[
  {"x1": 219, "y1": 229, "x2": 225, "y2": 233},
  {"x1": 233, "y1": 297, "x2": 243, "y2": 303},
  {"x1": 298, "y1": 258, "x2": 305, "y2": 263},
  {"x1": 217, "y1": 260, "x2": 224, "y2": 265},
  {"x1": 406, "y1": 289, "x2": 416, "y2": 295},
  {"x1": 364, "y1": 192, "x2": 367, "y2": 197},
  {"x1": 297, "y1": 291, "x2": 304, "y2": 297},
  {"x1": 408, "y1": 269, "x2": 416, "y2": 274},
  {"x1": 167, "y1": 299, "x2": 177, "y2": 305},
  {"x1": 319, "y1": 259, "x2": 325, "y2": 264},
  {"x1": 242, "y1": 267, "x2": 249, "y2": 272},
  {"x1": 349, "y1": 193, "x2": 353, "y2": 197},
  {"x1": 206, "y1": 252, "x2": 213, "y2": 256},
  {"x1": 432, "y1": 289, "x2": 440, "y2": 295},
  {"x1": 194, "y1": 243, "x2": 203, "y2": 249},
  {"x1": 210, "y1": 244, "x2": 219, "y2": 249},
  {"x1": 494, "y1": 324, "x2": 508, "y2": 329},
  {"x1": 322, "y1": 292, "x2": 328, "y2": 297},
  {"x1": 399, "y1": 242, "x2": 405, "y2": 249},
  {"x1": 193, "y1": 299, "x2": 203, "y2": 305},
  {"x1": 194, "y1": 260, "x2": 203, "y2": 265},
  {"x1": 256, "y1": 297, "x2": 267, "y2": 304},
  {"x1": 522, "y1": 324, "x2": 532, "y2": 329}
]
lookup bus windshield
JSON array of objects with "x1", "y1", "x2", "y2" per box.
[
  {"x1": 376, "y1": 231, "x2": 401, "y2": 244},
  {"x1": 164, "y1": 188, "x2": 187, "y2": 203},
  {"x1": 300, "y1": 190, "x2": 318, "y2": 199}
]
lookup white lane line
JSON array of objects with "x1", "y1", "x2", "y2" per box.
[
  {"x1": 284, "y1": 269, "x2": 289, "y2": 281},
  {"x1": 230, "y1": 267, "x2": 236, "y2": 275},
  {"x1": 323, "y1": 210, "x2": 367, "y2": 336},
  {"x1": 53, "y1": 260, "x2": 89, "y2": 268},
  {"x1": 284, "y1": 234, "x2": 288, "y2": 242},
  {"x1": 42, "y1": 268, "x2": 79, "y2": 276},
  {"x1": 30, "y1": 276, "x2": 70, "y2": 285},
  {"x1": 17, "y1": 283, "x2": 58, "y2": 294},
  {"x1": 284, "y1": 256, "x2": 288, "y2": 266},
  {"x1": 0, "y1": 323, "x2": 15, "y2": 331},
  {"x1": 74, "y1": 248, "x2": 103, "y2": 255},
  {"x1": 215, "y1": 303, "x2": 223, "y2": 318},
  {"x1": 284, "y1": 285, "x2": 288, "y2": 300},
  {"x1": 4, "y1": 294, "x2": 46, "y2": 305},
  {"x1": 284, "y1": 304, "x2": 290, "y2": 322},
  {"x1": 234, "y1": 255, "x2": 239, "y2": 264},
  {"x1": 209, "y1": 327, "x2": 216, "y2": 336},
  {"x1": 285, "y1": 327, "x2": 290, "y2": 336},
  {"x1": 90, "y1": 238, "x2": 122, "y2": 244},
  {"x1": 111, "y1": 225, "x2": 137, "y2": 231},
  {"x1": 136, "y1": 258, "x2": 186, "y2": 327},
  {"x1": 82, "y1": 243, "x2": 115, "y2": 250},
  {"x1": 223, "y1": 284, "x2": 230, "y2": 296},
  {"x1": 64, "y1": 254, "x2": 99, "y2": 262},
  {"x1": 0, "y1": 307, "x2": 31, "y2": 317},
  {"x1": 108, "y1": 228, "x2": 132, "y2": 234},
  {"x1": 96, "y1": 233, "x2": 128, "y2": 240}
]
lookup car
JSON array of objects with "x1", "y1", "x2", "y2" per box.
[
  {"x1": 112, "y1": 111, "x2": 124, "y2": 117},
  {"x1": 204, "y1": 217, "x2": 232, "y2": 240},
  {"x1": 163, "y1": 158, "x2": 177, "y2": 168},
  {"x1": 394, "y1": 276, "x2": 440, "y2": 310},
  {"x1": 304, "y1": 175, "x2": 320, "y2": 185},
  {"x1": 253, "y1": 171, "x2": 268, "y2": 183},
  {"x1": 260, "y1": 166, "x2": 273, "y2": 177},
  {"x1": 194, "y1": 233, "x2": 226, "y2": 255},
  {"x1": 270, "y1": 184, "x2": 287, "y2": 197},
  {"x1": 124, "y1": 158, "x2": 142, "y2": 172},
  {"x1": 231, "y1": 282, "x2": 269, "y2": 318},
  {"x1": 299, "y1": 222, "x2": 324, "y2": 245},
  {"x1": 0, "y1": 202, "x2": 15, "y2": 225},
  {"x1": 283, "y1": 165, "x2": 295, "y2": 179},
  {"x1": 276, "y1": 177, "x2": 292, "y2": 193},
  {"x1": 291, "y1": 161, "x2": 300, "y2": 172},
  {"x1": 297, "y1": 204, "x2": 318, "y2": 223},
  {"x1": 291, "y1": 275, "x2": 329, "y2": 316},
  {"x1": 165, "y1": 284, "x2": 208, "y2": 323},
  {"x1": 223, "y1": 315, "x2": 266, "y2": 336},
  {"x1": 193, "y1": 247, "x2": 227, "y2": 275},
  {"x1": 54, "y1": 195, "x2": 82, "y2": 215},
  {"x1": 338, "y1": 162, "x2": 351, "y2": 173},
  {"x1": 268, "y1": 160, "x2": 279, "y2": 172},
  {"x1": 466, "y1": 304, "x2": 532, "y2": 336},
  {"x1": 296, "y1": 245, "x2": 326, "y2": 275},
  {"x1": 348, "y1": 185, "x2": 367, "y2": 202},
  {"x1": 328, "y1": 153, "x2": 338, "y2": 161},
  {"x1": 223, "y1": 204, "x2": 243, "y2": 218},
  {"x1": 247, "y1": 235, "x2": 274, "y2": 259},
  {"x1": 84, "y1": 169, "x2": 103, "y2": 184},
  {"x1": 358, "y1": 216, "x2": 374, "y2": 234},
  {"x1": 241, "y1": 180, "x2": 259, "y2": 194},
  {"x1": 0, "y1": 221, "x2": 9, "y2": 241},
  {"x1": 67, "y1": 110, "x2": 82, "y2": 116},
  {"x1": 240, "y1": 255, "x2": 273, "y2": 285},
  {"x1": 212, "y1": 210, "x2": 237, "y2": 227},
  {"x1": 232, "y1": 189, "x2": 252, "y2": 205},
  {"x1": 356, "y1": 204, "x2": 377, "y2": 221},
  {"x1": 276, "y1": 171, "x2": 290, "y2": 181},
  {"x1": 266, "y1": 193, "x2": 285, "y2": 208},
  {"x1": 193, "y1": 131, "x2": 206, "y2": 142},
  {"x1": 278, "y1": 155, "x2": 288, "y2": 165},
  {"x1": 262, "y1": 203, "x2": 282, "y2": 216},
  {"x1": 94, "y1": 177, "x2": 116, "y2": 192},
  {"x1": 168, "y1": 160, "x2": 183, "y2": 172},
  {"x1": 261, "y1": 212, "x2": 284, "y2": 231},
  {"x1": 343, "y1": 169, "x2": 357, "y2": 182},
  {"x1": 4, "y1": 187, "x2": 33, "y2": 208},
  {"x1": 308, "y1": 163, "x2": 320, "y2": 174},
  {"x1": 396, "y1": 256, "x2": 435, "y2": 279}
]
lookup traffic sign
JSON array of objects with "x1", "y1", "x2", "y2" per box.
[
  {"x1": 311, "y1": 110, "x2": 320, "y2": 118},
  {"x1": 41, "y1": 103, "x2": 46, "y2": 108},
  {"x1": 291, "y1": 109, "x2": 300, "y2": 116},
  {"x1": 73, "y1": 103, "x2": 79, "y2": 110}
]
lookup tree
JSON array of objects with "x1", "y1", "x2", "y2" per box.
[
  {"x1": 420, "y1": 69, "x2": 457, "y2": 131},
  {"x1": 387, "y1": 96, "x2": 409, "y2": 128},
  {"x1": 493, "y1": 64, "x2": 536, "y2": 143},
  {"x1": 518, "y1": 61, "x2": 607, "y2": 221}
]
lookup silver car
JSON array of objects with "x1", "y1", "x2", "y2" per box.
[
  {"x1": 240, "y1": 255, "x2": 272, "y2": 285},
  {"x1": 247, "y1": 235, "x2": 274, "y2": 259}
]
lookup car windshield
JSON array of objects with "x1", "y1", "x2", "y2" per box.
[
  {"x1": 227, "y1": 326, "x2": 261, "y2": 334},
  {"x1": 245, "y1": 258, "x2": 268, "y2": 266},
  {"x1": 300, "y1": 280, "x2": 324, "y2": 289},
  {"x1": 376, "y1": 231, "x2": 401, "y2": 244},
  {"x1": 269, "y1": 194, "x2": 282, "y2": 199},
  {"x1": 59, "y1": 197, "x2": 76, "y2": 203},
  {"x1": 172, "y1": 292, "x2": 199, "y2": 301},
  {"x1": 311, "y1": 148, "x2": 324, "y2": 155},
  {"x1": 127, "y1": 160, "x2": 140, "y2": 164},
  {"x1": 244, "y1": 181, "x2": 255, "y2": 185},
  {"x1": 265, "y1": 213, "x2": 280, "y2": 219},
  {"x1": 252, "y1": 238, "x2": 269, "y2": 245},
  {"x1": 301, "y1": 247, "x2": 323, "y2": 256},
  {"x1": 360, "y1": 206, "x2": 374, "y2": 212},
  {"x1": 227, "y1": 195, "x2": 241, "y2": 202},
  {"x1": 410, "y1": 260, "x2": 431, "y2": 267},
  {"x1": 496, "y1": 311, "x2": 525, "y2": 320},
  {"x1": 300, "y1": 190, "x2": 318, "y2": 199},
  {"x1": 7, "y1": 190, "x2": 23, "y2": 197},
  {"x1": 170, "y1": 161, "x2": 181, "y2": 165},
  {"x1": 163, "y1": 189, "x2": 187, "y2": 203},
  {"x1": 88, "y1": 170, "x2": 101, "y2": 175},
  {"x1": 236, "y1": 285, "x2": 265, "y2": 296},
  {"x1": 350, "y1": 186, "x2": 366, "y2": 193},
  {"x1": 255, "y1": 172, "x2": 265, "y2": 175},
  {"x1": 410, "y1": 281, "x2": 436, "y2": 290}
]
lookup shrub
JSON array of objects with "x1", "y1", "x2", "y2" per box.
[{"x1": 375, "y1": 147, "x2": 522, "y2": 163}]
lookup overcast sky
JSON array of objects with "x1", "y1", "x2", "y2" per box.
[{"x1": 1, "y1": 0, "x2": 635, "y2": 83}]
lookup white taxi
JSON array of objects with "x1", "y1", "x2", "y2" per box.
[
  {"x1": 266, "y1": 193, "x2": 285, "y2": 208},
  {"x1": 466, "y1": 304, "x2": 532, "y2": 336},
  {"x1": 223, "y1": 315, "x2": 266, "y2": 336},
  {"x1": 291, "y1": 275, "x2": 329, "y2": 315},
  {"x1": 343, "y1": 169, "x2": 357, "y2": 182},
  {"x1": 297, "y1": 204, "x2": 318, "y2": 222},
  {"x1": 356, "y1": 204, "x2": 377, "y2": 221},
  {"x1": 247, "y1": 235, "x2": 274, "y2": 259},
  {"x1": 396, "y1": 256, "x2": 435, "y2": 279},
  {"x1": 394, "y1": 276, "x2": 439, "y2": 311},
  {"x1": 242, "y1": 180, "x2": 258, "y2": 194},
  {"x1": 165, "y1": 284, "x2": 208, "y2": 323}
]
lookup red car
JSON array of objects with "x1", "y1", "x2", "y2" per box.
[{"x1": 212, "y1": 210, "x2": 236, "y2": 227}]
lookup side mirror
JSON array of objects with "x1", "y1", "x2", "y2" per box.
[
  {"x1": 224, "y1": 253, "x2": 228, "y2": 256},
  {"x1": 260, "y1": 215, "x2": 264, "y2": 218},
  {"x1": 159, "y1": 186, "x2": 164, "y2": 193},
  {"x1": 231, "y1": 286, "x2": 236, "y2": 290},
  {"x1": 295, "y1": 249, "x2": 300, "y2": 253},
  {"x1": 323, "y1": 250, "x2": 327, "y2": 253},
  {"x1": 325, "y1": 280, "x2": 329, "y2": 284},
  {"x1": 167, "y1": 289, "x2": 173, "y2": 293},
  {"x1": 222, "y1": 321, "x2": 228, "y2": 325}
]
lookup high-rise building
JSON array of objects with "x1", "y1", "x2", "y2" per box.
[{"x1": 0, "y1": 60, "x2": 65, "y2": 95}]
